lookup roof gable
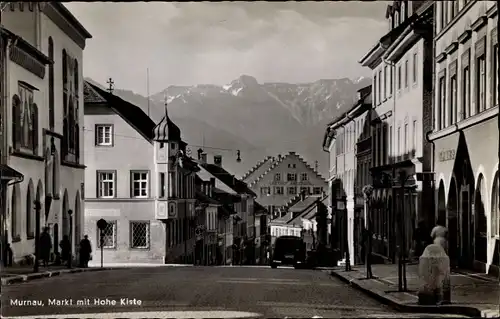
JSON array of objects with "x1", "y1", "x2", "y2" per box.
[
  {"x1": 84, "y1": 81, "x2": 156, "y2": 142},
  {"x1": 196, "y1": 166, "x2": 238, "y2": 195},
  {"x1": 242, "y1": 156, "x2": 274, "y2": 184},
  {"x1": 198, "y1": 162, "x2": 256, "y2": 197},
  {"x1": 249, "y1": 152, "x2": 327, "y2": 188}
]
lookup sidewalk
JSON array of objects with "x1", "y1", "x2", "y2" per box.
[
  {"x1": 329, "y1": 264, "x2": 500, "y2": 318},
  {"x1": 1, "y1": 264, "x2": 114, "y2": 285}
]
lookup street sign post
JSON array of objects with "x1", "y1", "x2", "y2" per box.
[{"x1": 96, "y1": 218, "x2": 107, "y2": 268}]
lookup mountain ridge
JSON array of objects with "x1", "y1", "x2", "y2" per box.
[{"x1": 84, "y1": 75, "x2": 371, "y2": 178}]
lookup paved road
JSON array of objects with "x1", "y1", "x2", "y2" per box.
[{"x1": 1, "y1": 266, "x2": 469, "y2": 318}]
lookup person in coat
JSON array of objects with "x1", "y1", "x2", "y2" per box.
[
  {"x1": 40, "y1": 227, "x2": 52, "y2": 267},
  {"x1": 59, "y1": 235, "x2": 71, "y2": 263},
  {"x1": 79, "y1": 235, "x2": 92, "y2": 268}
]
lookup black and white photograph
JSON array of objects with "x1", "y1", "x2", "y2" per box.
[{"x1": 0, "y1": 1, "x2": 499, "y2": 318}]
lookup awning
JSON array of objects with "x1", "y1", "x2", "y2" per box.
[{"x1": 0, "y1": 165, "x2": 24, "y2": 182}]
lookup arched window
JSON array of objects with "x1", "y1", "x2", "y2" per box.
[
  {"x1": 11, "y1": 185, "x2": 19, "y2": 241},
  {"x1": 492, "y1": 172, "x2": 499, "y2": 238},
  {"x1": 26, "y1": 180, "x2": 34, "y2": 239},
  {"x1": 62, "y1": 49, "x2": 67, "y2": 88},
  {"x1": 74, "y1": 59, "x2": 79, "y2": 96},
  {"x1": 32, "y1": 103, "x2": 38, "y2": 154},
  {"x1": 48, "y1": 37, "x2": 54, "y2": 130},
  {"x1": 12, "y1": 95, "x2": 21, "y2": 149}
]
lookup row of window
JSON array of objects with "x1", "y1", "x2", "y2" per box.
[
  {"x1": 98, "y1": 221, "x2": 150, "y2": 249},
  {"x1": 273, "y1": 172, "x2": 309, "y2": 182},
  {"x1": 387, "y1": 1, "x2": 410, "y2": 32},
  {"x1": 436, "y1": 31, "x2": 498, "y2": 130},
  {"x1": 261, "y1": 186, "x2": 324, "y2": 196},
  {"x1": 96, "y1": 170, "x2": 195, "y2": 199},
  {"x1": 271, "y1": 226, "x2": 301, "y2": 238},
  {"x1": 335, "y1": 115, "x2": 369, "y2": 156},
  {"x1": 437, "y1": 0, "x2": 473, "y2": 34},
  {"x1": 373, "y1": 51, "x2": 419, "y2": 107}
]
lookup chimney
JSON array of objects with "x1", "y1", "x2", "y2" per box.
[
  {"x1": 214, "y1": 155, "x2": 222, "y2": 167},
  {"x1": 200, "y1": 153, "x2": 207, "y2": 164}
]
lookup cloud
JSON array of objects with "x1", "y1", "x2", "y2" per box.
[{"x1": 65, "y1": 2, "x2": 389, "y2": 95}]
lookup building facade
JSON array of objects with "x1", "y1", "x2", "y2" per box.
[
  {"x1": 428, "y1": 0, "x2": 498, "y2": 274},
  {"x1": 323, "y1": 85, "x2": 372, "y2": 266},
  {"x1": 2, "y1": 3, "x2": 91, "y2": 264},
  {"x1": 244, "y1": 152, "x2": 327, "y2": 218},
  {"x1": 359, "y1": 0, "x2": 434, "y2": 263},
  {"x1": 83, "y1": 82, "x2": 166, "y2": 264}
]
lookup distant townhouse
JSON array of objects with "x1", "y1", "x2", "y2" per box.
[
  {"x1": 358, "y1": 0, "x2": 434, "y2": 264},
  {"x1": 243, "y1": 151, "x2": 327, "y2": 219},
  {"x1": 269, "y1": 194, "x2": 330, "y2": 252},
  {"x1": 196, "y1": 153, "x2": 260, "y2": 265},
  {"x1": 84, "y1": 81, "x2": 199, "y2": 265},
  {"x1": 1, "y1": 3, "x2": 91, "y2": 265},
  {"x1": 322, "y1": 85, "x2": 372, "y2": 266},
  {"x1": 428, "y1": 0, "x2": 498, "y2": 274},
  {"x1": 194, "y1": 175, "x2": 236, "y2": 265}
]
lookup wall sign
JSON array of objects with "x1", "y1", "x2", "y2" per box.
[{"x1": 439, "y1": 149, "x2": 456, "y2": 162}]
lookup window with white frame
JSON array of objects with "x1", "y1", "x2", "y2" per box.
[
  {"x1": 476, "y1": 51, "x2": 486, "y2": 113},
  {"x1": 287, "y1": 173, "x2": 297, "y2": 181},
  {"x1": 96, "y1": 125, "x2": 113, "y2": 146},
  {"x1": 97, "y1": 220, "x2": 117, "y2": 248},
  {"x1": 274, "y1": 186, "x2": 284, "y2": 195},
  {"x1": 404, "y1": 60, "x2": 409, "y2": 88},
  {"x1": 131, "y1": 171, "x2": 149, "y2": 198},
  {"x1": 274, "y1": 173, "x2": 281, "y2": 181},
  {"x1": 287, "y1": 187, "x2": 297, "y2": 195},
  {"x1": 130, "y1": 221, "x2": 150, "y2": 249},
  {"x1": 97, "y1": 171, "x2": 115, "y2": 198},
  {"x1": 301, "y1": 173, "x2": 308, "y2": 181}
]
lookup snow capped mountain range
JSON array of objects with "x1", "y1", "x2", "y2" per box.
[{"x1": 86, "y1": 75, "x2": 370, "y2": 177}]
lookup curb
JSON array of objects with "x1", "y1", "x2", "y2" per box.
[
  {"x1": 329, "y1": 270, "x2": 485, "y2": 318},
  {"x1": 1, "y1": 267, "x2": 114, "y2": 286}
]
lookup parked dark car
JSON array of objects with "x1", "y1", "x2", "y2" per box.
[{"x1": 270, "y1": 236, "x2": 306, "y2": 269}]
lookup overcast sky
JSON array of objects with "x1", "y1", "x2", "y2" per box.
[{"x1": 66, "y1": 1, "x2": 389, "y2": 96}]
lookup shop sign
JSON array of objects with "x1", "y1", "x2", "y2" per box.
[{"x1": 439, "y1": 149, "x2": 456, "y2": 162}]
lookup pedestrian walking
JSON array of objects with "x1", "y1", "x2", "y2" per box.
[
  {"x1": 59, "y1": 235, "x2": 71, "y2": 263},
  {"x1": 39, "y1": 227, "x2": 52, "y2": 267},
  {"x1": 79, "y1": 235, "x2": 92, "y2": 268}
]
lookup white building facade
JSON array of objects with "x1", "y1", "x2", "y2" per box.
[
  {"x1": 429, "y1": 0, "x2": 498, "y2": 274},
  {"x1": 1, "y1": 2, "x2": 91, "y2": 263}
]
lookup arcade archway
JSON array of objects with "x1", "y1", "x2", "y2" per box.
[{"x1": 475, "y1": 174, "x2": 487, "y2": 264}]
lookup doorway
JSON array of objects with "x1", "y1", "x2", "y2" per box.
[
  {"x1": 460, "y1": 184, "x2": 474, "y2": 268},
  {"x1": 447, "y1": 179, "x2": 458, "y2": 268}
]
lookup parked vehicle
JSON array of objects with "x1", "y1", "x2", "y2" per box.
[{"x1": 270, "y1": 236, "x2": 306, "y2": 269}]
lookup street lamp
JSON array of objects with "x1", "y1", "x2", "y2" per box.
[
  {"x1": 67, "y1": 209, "x2": 73, "y2": 269},
  {"x1": 362, "y1": 184, "x2": 374, "y2": 279},
  {"x1": 337, "y1": 195, "x2": 350, "y2": 271}
]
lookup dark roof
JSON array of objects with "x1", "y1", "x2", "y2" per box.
[
  {"x1": 288, "y1": 195, "x2": 322, "y2": 213},
  {"x1": 195, "y1": 190, "x2": 219, "y2": 205},
  {"x1": 213, "y1": 188, "x2": 241, "y2": 203},
  {"x1": 0, "y1": 165, "x2": 23, "y2": 182},
  {"x1": 84, "y1": 81, "x2": 156, "y2": 141},
  {"x1": 254, "y1": 202, "x2": 268, "y2": 214},
  {"x1": 153, "y1": 111, "x2": 182, "y2": 142},
  {"x1": 200, "y1": 163, "x2": 256, "y2": 197}
]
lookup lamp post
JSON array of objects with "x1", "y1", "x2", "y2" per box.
[
  {"x1": 96, "y1": 218, "x2": 107, "y2": 269},
  {"x1": 337, "y1": 195, "x2": 350, "y2": 271},
  {"x1": 362, "y1": 184, "x2": 374, "y2": 279},
  {"x1": 397, "y1": 170, "x2": 413, "y2": 292},
  {"x1": 67, "y1": 209, "x2": 72, "y2": 269}
]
